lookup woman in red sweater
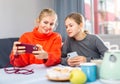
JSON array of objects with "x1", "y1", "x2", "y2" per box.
[{"x1": 10, "y1": 8, "x2": 62, "y2": 67}]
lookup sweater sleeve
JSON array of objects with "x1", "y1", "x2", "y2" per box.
[
  {"x1": 44, "y1": 34, "x2": 62, "y2": 67},
  {"x1": 95, "y1": 35, "x2": 108, "y2": 58},
  {"x1": 61, "y1": 38, "x2": 70, "y2": 65},
  {"x1": 10, "y1": 53, "x2": 30, "y2": 67},
  {"x1": 9, "y1": 34, "x2": 31, "y2": 67}
]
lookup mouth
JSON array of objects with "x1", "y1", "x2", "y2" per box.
[
  {"x1": 45, "y1": 29, "x2": 49, "y2": 32},
  {"x1": 68, "y1": 32, "x2": 72, "y2": 35},
  {"x1": 67, "y1": 32, "x2": 74, "y2": 37},
  {"x1": 44, "y1": 29, "x2": 52, "y2": 33}
]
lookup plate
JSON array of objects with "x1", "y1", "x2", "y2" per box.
[
  {"x1": 100, "y1": 79, "x2": 120, "y2": 84},
  {"x1": 46, "y1": 66, "x2": 73, "y2": 81}
]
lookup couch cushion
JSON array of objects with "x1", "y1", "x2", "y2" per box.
[{"x1": 0, "y1": 38, "x2": 19, "y2": 68}]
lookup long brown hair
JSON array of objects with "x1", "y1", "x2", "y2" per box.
[{"x1": 65, "y1": 13, "x2": 88, "y2": 34}]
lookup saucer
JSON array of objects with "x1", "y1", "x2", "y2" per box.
[
  {"x1": 46, "y1": 75, "x2": 69, "y2": 81},
  {"x1": 100, "y1": 79, "x2": 120, "y2": 84}
]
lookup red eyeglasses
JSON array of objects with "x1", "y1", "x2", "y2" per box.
[
  {"x1": 4, "y1": 67, "x2": 34, "y2": 75},
  {"x1": 4, "y1": 55, "x2": 34, "y2": 75}
]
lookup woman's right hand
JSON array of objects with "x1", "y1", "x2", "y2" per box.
[
  {"x1": 67, "y1": 56, "x2": 87, "y2": 67},
  {"x1": 12, "y1": 41, "x2": 26, "y2": 55}
]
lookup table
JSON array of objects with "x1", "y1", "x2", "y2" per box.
[{"x1": 0, "y1": 64, "x2": 102, "y2": 84}]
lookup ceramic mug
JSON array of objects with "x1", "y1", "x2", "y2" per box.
[
  {"x1": 80, "y1": 62, "x2": 97, "y2": 82},
  {"x1": 91, "y1": 59, "x2": 102, "y2": 79}
]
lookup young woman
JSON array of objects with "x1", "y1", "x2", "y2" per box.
[
  {"x1": 10, "y1": 8, "x2": 62, "y2": 67},
  {"x1": 61, "y1": 13, "x2": 108, "y2": 67}
]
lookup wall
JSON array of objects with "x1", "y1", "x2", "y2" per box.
[{"x1": 0, "y1": 0, "x2": 54, "y2": 38}]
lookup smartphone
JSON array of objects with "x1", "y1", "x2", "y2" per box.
[
  {"x1": 67, "y1": 51, "x2": 78, "y2": 58},
  {"x1": 16, "y1": 43, "x2": 38, "y2": 53}
]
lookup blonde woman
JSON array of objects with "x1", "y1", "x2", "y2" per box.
[{"x1": 10, "y1": 8, "x2": 62, "y2": 67}]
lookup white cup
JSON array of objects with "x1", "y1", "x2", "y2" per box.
[{"x1": 91, "y1": 59, "x2": 102, "y2": 79}]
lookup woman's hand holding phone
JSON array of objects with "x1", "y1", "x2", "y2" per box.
[
  {"x1": 12, "y1": 41, "x2": 24, "y2": 55},
  {"x1": 67, "y1": 52, "x2": 87, "y2": 67},
  {"x1": 12, "y1": 42, "x2": 48, "y2": 59},
  {"x1": 12, "y1": 41, "x2": 38, "y2": 55},
  {"x1": 32, "y1": 44, "x2": 48, "y2": 59}
]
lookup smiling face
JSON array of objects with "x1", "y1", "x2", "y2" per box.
[
  {"x1": 38, "y1": 15, "x2": 56, "y2": 34},
  {"x1": 36, "y1": 8, "x2": 57, "y2": 34},
  {"x1": 65, "y1": 18, "x2": 82, "y2": 38}
]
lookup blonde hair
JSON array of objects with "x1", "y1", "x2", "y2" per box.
[{"x1": 37, "y1": 8, "x2": 57, "y2": 23}]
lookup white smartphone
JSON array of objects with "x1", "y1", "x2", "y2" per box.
[{"x1": 67, "y1": 51, "x2": 78, "y2": 58}]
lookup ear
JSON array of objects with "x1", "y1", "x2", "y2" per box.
[
  {"x1": 36, "y1": 18, "x2": 40, "y2": 23},
  {"x1": 35, "y1": 18, "x2": 40, "y2": 27},
  {"x1": 80, "y1": 23, "x2": 83, "y2": 27}
]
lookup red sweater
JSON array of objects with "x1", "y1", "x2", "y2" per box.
[{"x1": 10, "y1": 27, "x2": 62, "y2": 67}]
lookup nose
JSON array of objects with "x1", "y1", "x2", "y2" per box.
[
  {"x1": 66, "y1": 27, "x2": 70, "y2": 31},
  {"x1": 46, "y1": 24, "x2": 51, "y2": 28}
]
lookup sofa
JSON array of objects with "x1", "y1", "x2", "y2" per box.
[{"x1": 0, "y1": 38, "x2": 19, "y2": 68}]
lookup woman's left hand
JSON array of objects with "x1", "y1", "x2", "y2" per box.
[{"x1": 32, "y1": 44, "x2": 48, "y2": 59}]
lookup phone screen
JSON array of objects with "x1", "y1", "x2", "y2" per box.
[
  {"x1": 17, "y1": 43, "x2": 38, "y2": 53},
  {"x1": 67, "y1": 51, "x2": 78, "y2": 58}
]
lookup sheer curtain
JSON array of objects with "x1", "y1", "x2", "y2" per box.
[{"x1": 54, "y1": 0, "x2": 85, "y2": 41}]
